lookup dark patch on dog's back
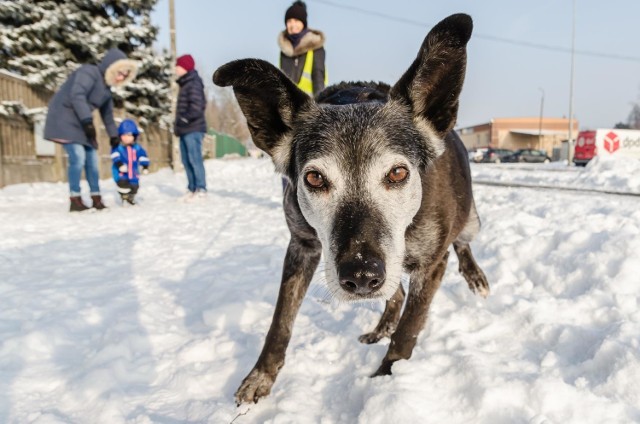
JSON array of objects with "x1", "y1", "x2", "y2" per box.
[{"x1": 317, "y1": 81, "x2": 390, "y2": 105}]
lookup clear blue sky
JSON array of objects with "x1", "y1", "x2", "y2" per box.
[{"x1": 151, "y1": 0, "x2": 640, "y2": 130}]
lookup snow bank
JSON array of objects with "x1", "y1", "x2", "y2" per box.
[
  {"x1": 0, "y1": 158, "x2": 639, "y2": 423},
  {"x1": 471, "y1": 155, "x2": 640, "y2": 194}
]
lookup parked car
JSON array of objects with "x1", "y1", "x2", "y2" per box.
[
  {"x1": 467, "y1": 147, "x2": 488, "y2": 162},
  {"x1": 502, "y1": 149, "x2": 552, "y2": 163},
  {"x1": 474, "y1": 148, "x2": 514, "y2": 163}
]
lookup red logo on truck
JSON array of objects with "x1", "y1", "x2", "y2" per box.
[{"x1": 604, "y1": 131, "x2": 620, "y2": 153}]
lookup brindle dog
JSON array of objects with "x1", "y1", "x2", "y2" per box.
[{"x1": 213, "y1": 13, "x2": 489, "y2": 405}]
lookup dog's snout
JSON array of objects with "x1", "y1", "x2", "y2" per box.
[{"x1": 338, "y1": 258, "x2": 386, "y2": 295}]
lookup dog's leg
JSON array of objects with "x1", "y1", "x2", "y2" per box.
[
  {"x1": 235, "y1": 238, "x2": 321, "y2": 404},
  {"x1": 453, "y1": 242, "x2": 489, "y2": 298},
  {"x1": 372, "y1": 251, "x2": 449, "y2": 377},
  {"x1": 358, "y1": 284, "x2": 405, "y2": 344},
  {"x1": 452, "y1": 201, "x2": 490, "y2": 297}
]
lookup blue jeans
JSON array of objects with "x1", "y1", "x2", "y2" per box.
[
  {"x1": 179, "y1": 132, "x2": 207, "y2": 192},
  {"x1": 64, "y1": 143, "x2": 100, "y2": 196}
]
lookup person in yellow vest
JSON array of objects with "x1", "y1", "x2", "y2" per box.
[
  {"x1": 278, "y1": 1, "x2": 326, "y2": 190},
  {"x1": 278, "y1": 1, "x2": 326, "y2": 96}
]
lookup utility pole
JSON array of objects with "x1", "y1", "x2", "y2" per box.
[
  {"x1": 538, "y1": 87, "x2": 544, "y2": 150},
  {"x1": 567, "y1": 0, "x2": 576, "y2": 165},
  {"x1": 168, "y1": 0, "x2": 182, "y2": 171}
]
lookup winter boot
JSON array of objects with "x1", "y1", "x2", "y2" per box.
[
  {"x1": 69, "y1": 196, "x2": 89, "y2": 212},
  {"x1": 91, "y1": 195, "x2": 108, "y2": 210},
  {"x1": 125, "y1": 193, "x2": 137, "y2": 205}
]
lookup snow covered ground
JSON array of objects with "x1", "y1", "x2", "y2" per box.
[
  {"x1": 472, "y1": 156, "x2": 640, "y2": 195},
  {"x1": 1, "y1": 156, "x2": 639, "y2": 423}
]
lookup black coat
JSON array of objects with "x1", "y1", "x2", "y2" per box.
[
  {"x1": 278, "y1": 29, "x2": 326, "y2": 96},
  {"x1": 174, "y1": 70, "x2": 207, "y2": 136}
]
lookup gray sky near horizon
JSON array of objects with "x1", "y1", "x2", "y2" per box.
[{"x1": 151, "y1": 0, "x2": 640, "y2": 130}]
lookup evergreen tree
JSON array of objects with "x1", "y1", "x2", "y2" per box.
[
  {"x1": 0, "y1": 0, "x2": 171, "y2": 125},
  {"x1": 627, "y1": 103, "x2": 640, "y2": 130}
]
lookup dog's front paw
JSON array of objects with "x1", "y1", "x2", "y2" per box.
[
  {"x1": 358, "y1": 332, "x2": 384, "y2": 344},
  {"x1": 359, "y1": 321, "x2": 397, "y2": 345},
  {"x1": 467, "y1": 270, "x2": 490, "y2": 298},
  {"x1": 370, "y1": 360, "x2": 393, "y2": 377},
  {"x1": 234, "y1": 368, "x2": 276, "y2": 405}
]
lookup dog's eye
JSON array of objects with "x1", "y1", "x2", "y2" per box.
[
  {"x1": 305, "y1": 171, "x2": 326, "y2": 189},
  {"x1": 387, "y1": 166, "x2": 409, "y2": 183}
]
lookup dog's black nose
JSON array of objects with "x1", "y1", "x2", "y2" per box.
[{"x1": 338, "y1": 259, "x2": 386, "y2": 295}]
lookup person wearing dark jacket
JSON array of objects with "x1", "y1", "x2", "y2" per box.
[
  {"x1": 278, "y1": 1, "x2": 326, "y2": 96},
  {"x1": 277, "y1": 1, "x2": 327, "y2": 190},
  {"x1": 174, "y1": 54, "x2": 207, "y2": 199},
  {"x1": 44, "y1": 48, "x2": 137, "y2": 212}
]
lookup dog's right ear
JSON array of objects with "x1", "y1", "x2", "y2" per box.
[{"x1": 213, "y1": 59, "x2": 313, "y2": 172}]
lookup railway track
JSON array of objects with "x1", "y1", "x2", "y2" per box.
[{"x1": 473, "y1": 179, "x2": 640, "y2": 198}]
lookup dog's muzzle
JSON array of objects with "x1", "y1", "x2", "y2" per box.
[{"x1": 338, "y1": 257, "x2": 386, "y2": 296}]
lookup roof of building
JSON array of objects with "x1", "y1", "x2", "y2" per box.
[{"x1": 510, "y1": 129, "x2": 568, "y2": 136}]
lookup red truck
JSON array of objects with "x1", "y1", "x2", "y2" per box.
[{"x1": 574, "y1": 129, "x2": 640, "y2": 166}]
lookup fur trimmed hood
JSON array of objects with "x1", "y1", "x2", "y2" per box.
[
  {"x1": 100, "y1": 48, "x2": 138, "y2": 87},
  {"x1": 104, "y1": 59, "x2": 138, "y2": 87},
  {"x1": 278, "y1": 28, "x2": 325, "y2": 57}
]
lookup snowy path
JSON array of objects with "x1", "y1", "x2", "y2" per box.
[{"x1": 1, "y1": 158, "x2": 639, "y2": 423}]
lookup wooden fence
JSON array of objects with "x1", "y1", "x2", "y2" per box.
[
  {"x1": 0, "y1": 70, "x2": 172, "y2": 188},
  {"x1": 0, "y1": 69, "x2": 51, "y2": 109}
]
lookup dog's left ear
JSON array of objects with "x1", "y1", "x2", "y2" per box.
[
  {"x1": 213, "y1": 59, "x2": 313, "y2": 172},
  {"x1": 390, "y1": 13, "x2": 472, "y2": 138}
]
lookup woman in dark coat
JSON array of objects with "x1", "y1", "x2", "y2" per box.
[
  {"x1": 278, "y1": 1, "x2": 326, "y2": 96},
  {"x1": 44, "y1": 48, "x2": 137, "y2": 211}
]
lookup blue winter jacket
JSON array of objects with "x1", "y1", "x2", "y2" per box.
[
  {"x1": 111, "y1": 143, "x2": 150, "y2": 185},
  {"x1": 44, "y1": 49, "x2": 131, "y2": 147}
]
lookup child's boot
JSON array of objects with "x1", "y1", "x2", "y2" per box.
[{"x1": 126, "y1": 193, "x2": 136, "y2": 205}]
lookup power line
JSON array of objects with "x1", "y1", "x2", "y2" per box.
[
  {"x1": 310, "y1": 0, "x2": 640, "y2": 63},
  {"x1": 477, "y1": 34, "x2": 640, "y2": 62}
]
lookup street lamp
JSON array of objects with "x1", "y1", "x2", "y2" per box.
[
  {"x1": 567, "y1": 0, "x2": 576, "y2": 165},
  {"x1": 538, "y1": 87, "x2": 544, "y2": 150}
]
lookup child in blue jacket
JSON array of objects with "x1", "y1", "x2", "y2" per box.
[{"x1": 111, "y1": 119, "x2": 150, "y2": 205}]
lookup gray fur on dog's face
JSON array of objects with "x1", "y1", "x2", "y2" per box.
[{"x1": 292, "y1": 102, "x2": 440, "y2": 301}]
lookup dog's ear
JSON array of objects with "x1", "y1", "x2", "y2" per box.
[
  {"x1": 213, "y1": 59, "x2": 313, "y2": 171},
  {"x1": 390, "y1": 13, "x2": 472, "y2": 137}
]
